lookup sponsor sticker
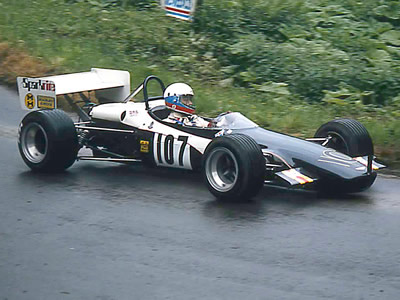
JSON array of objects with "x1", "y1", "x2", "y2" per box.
[
  {"x1": 25, "y1": 93, "x2": 35, "y2": 109},
  {"x1": 281, "y1": 169, "x2": 314, "y2": 185},
  {"x1": 21, "y1": 77, "x2": 55, "y2": 92},
  {"x1": 37, "y1": 95, "x2": 56, "y2": 109},
  {"x1": 140, "y1": 140, "x2": 150, "y2": 153},
  {"x1": 161, "y1": 0, "x2": 197, "y2": 21},
  {"x1": 129, "y1": 110, "x2": 139, "y2": 117}
]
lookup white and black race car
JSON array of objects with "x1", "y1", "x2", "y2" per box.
[{"x1": 16, "y1": 69, "x2": 385, "y2": 200}]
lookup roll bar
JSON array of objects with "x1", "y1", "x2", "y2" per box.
[{"x1": 123, "y1": 75, "x2": 166, "y2": 110}]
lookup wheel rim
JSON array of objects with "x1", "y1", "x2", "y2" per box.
[
  {"x1": 326, "y1": 131, "x2": 349, "y2": 155},
  {"x1": 21, "y1": 122, "x2": 48, "y2": 164},
  {"x1": 205, "y1": 147, "x2": 239, "y2": 193}
]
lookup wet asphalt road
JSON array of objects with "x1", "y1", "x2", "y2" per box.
[{"x1": 1, "y1": 85, "x2": 400, "y2": 299}]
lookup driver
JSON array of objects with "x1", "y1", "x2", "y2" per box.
[{"x1": 164, "y1": 83, "x2": 212, "y2": 127}]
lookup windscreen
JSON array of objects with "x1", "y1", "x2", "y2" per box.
[{"x1": 214, "y1": 112, "x2": 258, "y2": 129}]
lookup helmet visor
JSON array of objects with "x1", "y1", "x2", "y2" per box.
[{"x1": 179, "y1": 94, "x2": 194, "y2": 107}]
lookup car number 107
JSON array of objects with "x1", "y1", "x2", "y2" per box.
[{"x1": 154, "y1": 133, "x2": 191, "y2": 169}]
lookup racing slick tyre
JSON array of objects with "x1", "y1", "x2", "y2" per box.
[
  {"x1": 314, "y1": 118, "x2": 373, "y2": 157},
  {"x1": 18, "y1": 109, "x2": 79, "y2": 172},
  {"x1": 315, "y1": 119, "x2": 376, "y2": 193},
  {"x1": 202, "y1": 134, "x2": 265, "y2": 201}
]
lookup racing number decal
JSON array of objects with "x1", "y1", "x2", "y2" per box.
[
  {"x1": 154, "y1": 133, "x2": 191, "y2": 169},
  {"x1": 177, "y1": 136, "x2": 188, "y2": 166},
  {"x1": 164, "y1": 135, "x2": 174, "y2": 164}
]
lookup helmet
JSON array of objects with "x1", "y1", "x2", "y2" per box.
[{"x1": 164, "y1": 83, "x2": 195, "y2": 114}]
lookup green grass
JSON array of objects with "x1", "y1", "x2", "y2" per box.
[{"x1": 0, "y1": 0, "x2": 399, "y2": 164}]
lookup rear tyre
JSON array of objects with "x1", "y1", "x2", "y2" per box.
[
  {"x1": 18, "y1": 109, "x2": 79, "y2": 172},
  {"x1": 314, "y1": 118, "x2": 373, "y2": 157},
  {"x1": 202, "y1": 134, "x2": 265, "y2": 201}
]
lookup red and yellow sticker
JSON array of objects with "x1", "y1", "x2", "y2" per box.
[{"x1": 281, "y1": 169, "x2": 314, "y2": 185}]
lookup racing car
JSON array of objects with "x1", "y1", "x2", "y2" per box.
[{"x1": 16, "y1": 68, "x2": 385, "y2": 200}]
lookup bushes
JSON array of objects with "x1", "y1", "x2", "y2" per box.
[
  {"x1": 191, "y1": 0, "x2": 400, "y2": 104},
  {"x1": 225, "y1": 36, "x2": 354, "y2": 101}
]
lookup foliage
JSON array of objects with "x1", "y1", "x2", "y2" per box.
[{"x1": 190, "y1": 0, "x2": 400, "y2": 104}]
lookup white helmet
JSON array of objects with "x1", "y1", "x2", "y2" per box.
[{"x1": 164, "y1": 83, "x2": 195, "y2": 114}]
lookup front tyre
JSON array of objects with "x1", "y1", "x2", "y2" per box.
[
  {"x1": 314, "y1": 118, "x2": 373, "y2": 157},
  {"x1": 18, "y1": 110, "x2": 79, "y2": 172},
  {"x1": 203, "y1": 134, "x2": 265, "y2": 201},
  {"x1": 315, "y1": 119, "x2": 376, "y2": 192}
]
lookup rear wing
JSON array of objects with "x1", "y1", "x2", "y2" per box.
[{"x1": 17, "y1": 68, "x2": 130, "y2": 111}]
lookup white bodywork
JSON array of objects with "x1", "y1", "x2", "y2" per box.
[
  {"x1": 90, "y1": 100, "x2": 212, "y2": 170},
  {"x1": 17, "y1": 68, "x2": 130, "y2": 111}
]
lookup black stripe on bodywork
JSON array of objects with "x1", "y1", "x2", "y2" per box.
[
  {"x1": 190, "y1": 146, "x2": 203, "y2": 171},
  {"x1": 156, "y1": 133, "x2": 163, "y2": 164}
]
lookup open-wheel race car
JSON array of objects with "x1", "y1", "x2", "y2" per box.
[{"x1": 17, "y1": 68, "x2": 385, "y2": 200}]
